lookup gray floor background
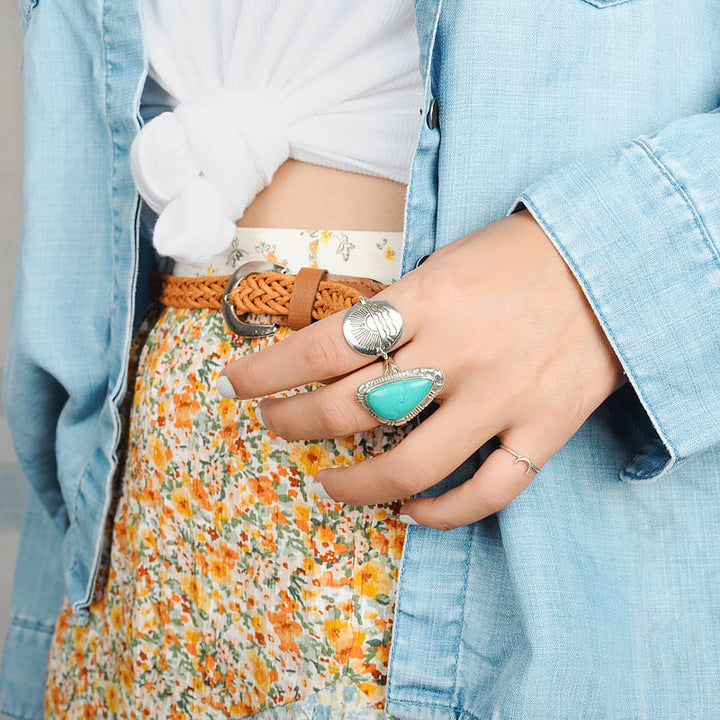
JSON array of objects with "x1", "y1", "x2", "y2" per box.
[{"x1": 2, "y1": 4, "x2": 31, "y2": 718}]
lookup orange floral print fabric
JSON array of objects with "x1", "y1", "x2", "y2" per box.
[{"x1": 45, "y1": 306, "x2": 409, "y2": 719}]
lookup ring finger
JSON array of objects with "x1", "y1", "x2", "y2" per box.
[
  {"x1": 259, "y1": 337, "x2": 455, "y2": 440},
  {"x1": 259, "y1": 359, "x2": 388, "y2": 440}
]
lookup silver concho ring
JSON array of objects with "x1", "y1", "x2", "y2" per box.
[{"x1": 342, "y1": 297, "x2": 403, "y2": 357}]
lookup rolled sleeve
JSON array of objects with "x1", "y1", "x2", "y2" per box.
[{"x1": 516, "y1": 110, "x2": 720, "y2": 480}]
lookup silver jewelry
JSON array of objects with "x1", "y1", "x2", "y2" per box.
[
  {"x1": 343, "y1": 297, "x2": 403, "y2": 356},
  {"x1": 343, "y1": 298, "x2": 444, "y2": 426},
  {"x1": 356, "y1": 356, "x2": 444, "y2": 426},
  {"x1": 498, "y1": 444, "x2": 542, "y2": 475}
]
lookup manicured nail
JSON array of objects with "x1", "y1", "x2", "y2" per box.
[
  {"x1": 255, "y1": 403, "x2": 264, "y2": 426},
  {"x1": 314, "y1": 483, "x2": 333, "y2": 501},
  {"x1": 216, "y1": 375, "x2": 236, "y2": 399},
  {"x1": 397, "y1": 514, "x2": 419, "y2": 526}
]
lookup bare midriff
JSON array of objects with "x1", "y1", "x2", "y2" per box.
[{"x1": 235, "y1": 159, "x2": 407, "y2": 232}]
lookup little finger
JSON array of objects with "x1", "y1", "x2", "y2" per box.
[
  {"x1": 316, "y1": 398, "x2": 496, "y2": 505},
  {"x1": 399, "y1": 432, "x2": 556, "y2": 529}
]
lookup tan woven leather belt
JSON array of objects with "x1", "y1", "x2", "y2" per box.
[{"x1": 150, "y1": 263, "x2": 386, "y2": 335}]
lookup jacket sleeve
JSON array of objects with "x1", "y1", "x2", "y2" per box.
[{"x1": 516, "y1": 108, "x2": 720, "y2": 480}]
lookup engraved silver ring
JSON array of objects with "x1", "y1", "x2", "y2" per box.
[{"x1": 342, "y1": 297, "x2": 403, "y2": 357}]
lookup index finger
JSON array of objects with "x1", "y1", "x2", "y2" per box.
[{"x1": 219, "y1": 310, "x2": 373, "y2": 399}]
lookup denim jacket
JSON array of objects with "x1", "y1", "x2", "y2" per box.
[{"x1": 4, "y1": 1, "x2": 720, "y2": 718}]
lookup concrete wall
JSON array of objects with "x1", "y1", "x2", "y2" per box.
[
  {"x1": 1, "y1": 0, "x2": 23, "y2": 468},
  {"x1": 1, "y1": 5, "x2": 28, "y2": 718}
]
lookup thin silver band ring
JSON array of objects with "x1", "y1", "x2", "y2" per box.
[{"x1": 498, "y1": 444, "x2": 542, "y2": 475}]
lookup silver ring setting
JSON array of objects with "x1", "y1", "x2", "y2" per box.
[
  {"x1": 343, "y1": 298, "x2": 444, "y2": 426},
  {"x1": 343, "y1": 298, "x2": 403, "y2": 356},
  {"x1": 498, "y1": 444, "x2": 542, "y2": 475},
  {"x1": 356, "y1": 358, "x2": 444, "y2": 426}
]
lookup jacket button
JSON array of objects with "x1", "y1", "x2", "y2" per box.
[{"x1": 426, "y1": 97, "x2": 439, "y2": 130}]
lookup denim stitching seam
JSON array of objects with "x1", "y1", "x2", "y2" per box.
[
  {"x1": 632, "y1": 137, "x2": 720, "y2": 268},
  {"x1": 10, "y1": 617, "x2": 55, "y2": 634},
  {"x1": 451, "y1": 531, "x2": 473, "y2": 711}
]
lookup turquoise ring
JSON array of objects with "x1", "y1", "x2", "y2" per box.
[
  {"x1": 356, "y1": 358, "x2": 444, "y2": 426},
  {"x1": 343, "y1": 299, "x2": 444, "y2": 426}
]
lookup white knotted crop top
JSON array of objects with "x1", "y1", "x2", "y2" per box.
[{"x1": 131, "y1": 0, "x2": 424, "y2": 266}]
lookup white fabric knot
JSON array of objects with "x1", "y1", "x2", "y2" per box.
[{"x1": 131, "y1": 88, "x2": 290, "y2": 265}]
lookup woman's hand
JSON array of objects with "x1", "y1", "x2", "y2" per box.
[{"x1": 219, "y1": 211, "x2": 625, "y2": 529}]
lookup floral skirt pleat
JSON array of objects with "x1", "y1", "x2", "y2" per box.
[{"x1": 45, "y1": 306, "x2": 408, "y2": 719}]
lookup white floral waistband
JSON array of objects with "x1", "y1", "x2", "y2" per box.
[{"x1": 170, "y1": 227, "x2": 404, "y2": 285}]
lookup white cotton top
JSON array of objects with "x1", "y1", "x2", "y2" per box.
[{"x1": 131, "y1": 1, "x2": 424, "y2": 266}]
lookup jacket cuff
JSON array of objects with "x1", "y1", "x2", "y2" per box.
[
  {"x1": 0, "y1": 619, "x2": 53, "y2": 720},
  {"x1": 0, "y1": 490, "x2": 66, "y2": 720},
  {"x1": 516, "y1": 135, "x2": 720, "y2": 480}
]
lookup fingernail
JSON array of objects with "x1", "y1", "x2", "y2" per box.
[
  {"x1": 255, "y1": 403, "x2": 264, "y2": 426},
  {"x1": 216, "y1": 375, "x2": 236, "y2": 399},
  {"x1": 397, "y1": 514, "x2": 419, "y2": 526},
  {"x1": 314, "y1": 483, "x2": 333, "y2": 501}
]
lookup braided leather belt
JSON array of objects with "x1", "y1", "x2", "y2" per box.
[{"x1": 150, "y1": 261, "x2": 386, "y2": 337}]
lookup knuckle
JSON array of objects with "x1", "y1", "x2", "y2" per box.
[
  {"x1": 296, "y1": 332, "x2": 344, "y2": 377},
  {"x1": 394, "y1": 476, "x2": 422, "y2": 497},
  {"x1": 479, "y1": 486, "x2": 514, "y2": 515},
  {"x1": 390, "y1": 457, "x2": 433, "y2": 496},
  {"x1": 316, "y1": 393, "x2": 358, "y2": 437},
  {"x1": 436, "y1": 518, "x2": 460, "y2": 532},
  {"x1": 224, "y1": 359, "x2": 258, "y2": 397},
  {"x1": 423, "y1": 498, "x2": 463, "y2": 532}
]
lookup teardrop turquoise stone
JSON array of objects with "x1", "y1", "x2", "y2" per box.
[{"x1": 366, "y1": 378, "x2": 433, "y2": 422}]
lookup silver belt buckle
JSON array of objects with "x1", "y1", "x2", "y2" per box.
[{"x1": 221, "y1": 261, "x2": 287, "y2": 337}]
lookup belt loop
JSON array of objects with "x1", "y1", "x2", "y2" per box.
[{"x1": 288, "y1": 267, "x2": 328, "y2": 330}]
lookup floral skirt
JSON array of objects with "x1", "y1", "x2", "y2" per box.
[{"x1": 45, "y1": 304, "x2": 409, "y2": 719}]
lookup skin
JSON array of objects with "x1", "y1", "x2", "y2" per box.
[
  {"x1": 223, "y1": 160, "x2": 625, "y2": 529},
  {"x1": 236, "y1": 159, "x2": 408, "y2": 232}
]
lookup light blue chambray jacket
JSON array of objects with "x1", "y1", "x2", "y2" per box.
[{"x1": 3, "y1": 0, "x2": 720, "y2": 718}]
